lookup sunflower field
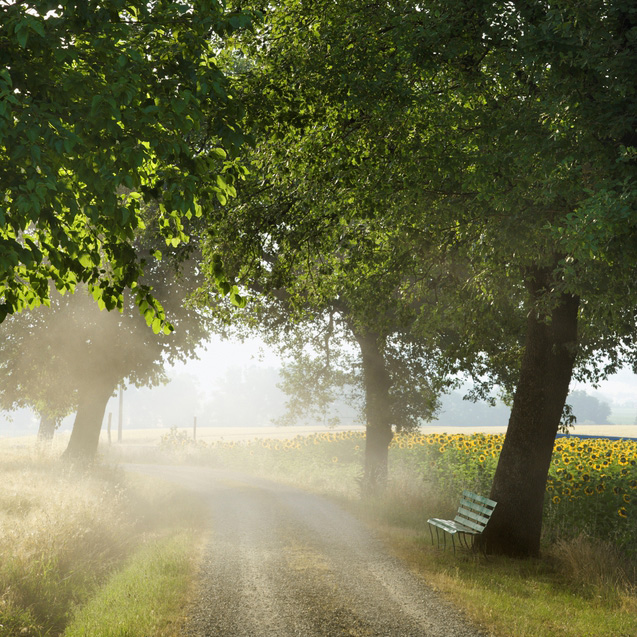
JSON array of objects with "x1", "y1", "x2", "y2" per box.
[
  {"x1": 159, "y1": 428, "x2": 637, "y2": 554},
  {"x1": 388, "y1": 431, "x2": 636, "y2": 552}
]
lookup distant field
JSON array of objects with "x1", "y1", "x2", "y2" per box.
[
  {"x1": 107, "y1": 422, "x2": 636, "y2": 445},
  {"x1": 101, "y1": 422, "x2": 636, "y2": 445},
  {"x1": 2, "y1": 423, "x2": 635, "y2": 452}
]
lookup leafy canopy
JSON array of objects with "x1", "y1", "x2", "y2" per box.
[{"x1": 0, "y1": 0, "x2": 256, "y2": 323}]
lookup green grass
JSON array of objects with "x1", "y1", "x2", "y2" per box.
[
  {"x1": 377, "y1": 525, "x2": 637, "y2": 637},
  {"x1": 63, "y1": 533, "x2": 196, "y2": 637}
]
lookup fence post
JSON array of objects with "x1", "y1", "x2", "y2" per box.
[
  {"x1": 107, "y1": 412, "x2": 112, "y2": 445},
  {"x1": 118, "y1": 384, "x2": 123, "y2": 443}
]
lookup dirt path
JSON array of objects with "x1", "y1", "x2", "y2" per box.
[{"x1": 125, "y1": 464, "x2": 486, "y2": 637}]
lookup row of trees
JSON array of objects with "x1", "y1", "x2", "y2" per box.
[
  {"x1": 1, "y1": 1, "x2": 635, "y2": 557},
  {"x1": 195, "y1": 0, "x2": 637, "y2": 556}
]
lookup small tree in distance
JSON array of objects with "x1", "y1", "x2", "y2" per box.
[{"x1": 0, "y1": 249, "x2": 210, "y2": 459}]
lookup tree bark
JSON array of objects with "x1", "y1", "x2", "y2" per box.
[
  {"x1": 62, "y1": 375, "x2": 117, "y2": 461},
  {"x1": 37, "y1": 414, "x2": 57, "y2": 443},
  {"x1": 354, "y1": 329, "x2": 394, "y2": 497},
  {"x1": 483, "y1": 268, "x2": 579, "y2": 557}
]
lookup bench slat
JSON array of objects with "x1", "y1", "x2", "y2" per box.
[
  {"x1": 459, "y1": 497, "x2": 496, "y2": 517},
  {"x1": 454, "y1": 513, "x2": 487, "y2": 532},
  {"x1": 428, "y1": 518, "x2": 478, "y2": 535},
  {"x1": 462, "y1": 490, "x2": 497, "y2": 508},
  {"x1": 456, "y1": 507, "x2": 491, "y2": 528}
]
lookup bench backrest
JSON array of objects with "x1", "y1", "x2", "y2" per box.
[{"x1": 453, "y1": 490, "x2": 497, "y2": 533}]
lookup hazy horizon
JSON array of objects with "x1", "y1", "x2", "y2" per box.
[{"x1": 2, "y1": 336, "x2": 636, "y2": 438}]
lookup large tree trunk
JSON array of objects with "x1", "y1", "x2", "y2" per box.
[
  {"x1": 354, "y1": 329, "x2": 394, "y2": 497},
  {"x1": 483, "y1": 268, "x2": 579, "y2": 557},
  {"x1": 62, "y1": 376, "x2": 117, "y2": 461}
]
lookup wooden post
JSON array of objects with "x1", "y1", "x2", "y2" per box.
[
  {"x1": 118, "y1": 384, "x2": 123, "y2": 443},
  {"x1": 193, "y1": 416, "x2": 197, "y2": 442},
  {"x1": 107, "y1": 412, "x2": 112, "y2": 445}
]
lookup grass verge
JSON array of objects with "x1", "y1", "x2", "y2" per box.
[
  {"x1": 372, "y1": 523, "x2": 637, "y2": 637},
  {"x1": 63, "y1": 532, "x2": 197, "y2": 637}
]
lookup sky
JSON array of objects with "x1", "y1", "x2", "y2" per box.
[
  {"x1": 167, "y1": 336, "x2": 281, "y2": 397},
  {"x1": 572, "y1": 367, "x2": 637, "y2": 407}
]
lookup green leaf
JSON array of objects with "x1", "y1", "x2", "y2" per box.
[
  {"x1": 78, "y1": 254, "x2": 93, "y2": 269},
  {"x1": 15, "y1": 24, "x2": 28, "y2": 49},
  {"x1": 30, "y1": 18, "x2": 45, "y2": 38},
  {"x1": 151, "y1": 317, "x2": 162, "y2": 334},
  {"x1": 162, "y1": 323, "x2": 174, "y2": 335},
  {"x1": 231, "y1": 291, "x2": 247, "y2": 308},
  {"x1": 0, "y1": 68, "x2": 12, "y2": 88}
]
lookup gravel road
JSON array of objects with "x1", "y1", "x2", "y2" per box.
[{"x1": 125, "y1": 464, "x2": 487, "y2": 637}]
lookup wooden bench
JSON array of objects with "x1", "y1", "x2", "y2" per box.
[{"x1": 427, "y1": 490, "x2": 497, "y2": 554}]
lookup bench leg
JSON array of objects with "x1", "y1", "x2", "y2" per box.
[
  {"x1": 431, "y1": 526, "x2": 446, "y2": 551},
  {"x1": 460, "y1": 532, "x2": 472, "y2": 552}
]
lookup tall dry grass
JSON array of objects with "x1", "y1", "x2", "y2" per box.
[
  {"x1": 0, "y1": 447, "x2": 202, "y2": 637},
  {"x1": 549, "y1": 533, "x2": 636, "y2": 605}
]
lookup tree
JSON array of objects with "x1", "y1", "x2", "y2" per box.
[
  {"x1": 0, "y1": 296, "x2": 78, "y2": 440},
  {"x1": 0, "y1": 0, "x2": 255, "y2": 321},
  {"x1": 196, "y1": 0, "x2": 528, "y2": 494},
  {"x1": 567, "y1": 390, "x2": 611, "y2": 425},
  {"x1": 447, "y1": 1, "x2": 637, "y2": 557},
  {"x1": 196, "y1": 108, "x2": 453, "y2": 493},
  {"x1": 0, "y1": 244, "x2": 210, "y2": 459}
]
